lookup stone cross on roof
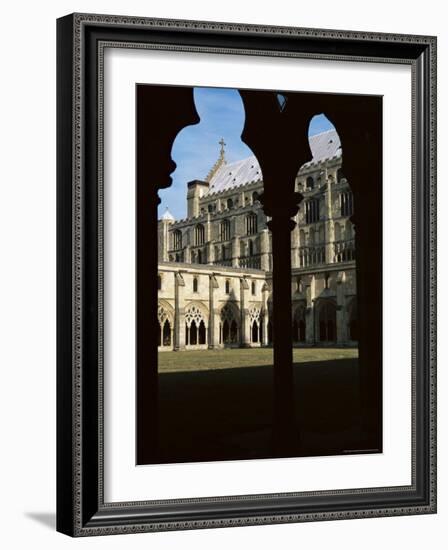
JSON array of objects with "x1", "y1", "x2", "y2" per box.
[
  {"x1": 219, "y1": 138, "x2": 226, "y2": 157},
  {"x1": 205, "y1": 138, "x2": 227, "y2": 182}
]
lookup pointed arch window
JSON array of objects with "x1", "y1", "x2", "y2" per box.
[
  {"x1": 220, "y1": 219, "x2": 231, "y2": 241},
  {"x1": 193, "y1": 276, "x2": 198, "y2": 293},
  {"x1": 246, "y1": 212, "x2": 258, "y2": 235},
  {"x1": 195, "y1": 224, "x2": 205, "y2": 245},
  {"x1": 305, "y1": 199, "x2": 320, "y2": 224},
  {"x1": 318, "y1": 300, "x2": 337, "y2": 342},
  {"x1": 340, "y1": 191, "x2": 354, "y2": 217},
  {"x1": 306, "y1": 176, "x2": 314, "y2": 189},
  {"x1": 172, "y1": 229, "x2": 182, "y2": 250}
]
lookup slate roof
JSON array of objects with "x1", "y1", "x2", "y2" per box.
[{"x1": 206, "y1": 129, "x2": 341, "y2": 196}]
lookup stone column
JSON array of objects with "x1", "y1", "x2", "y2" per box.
[
  {"x1": 206, "y1": 213, "x2": 212, "y2": 242},
  {"x1": 336, "y1": 271, "x2": 347, "y2": 345},
  {"x1": 324, "y1": 170, "x2": 335, "y2": 264},
  {"x1": 260, "y1": 228, "x2": 270, "y2": 271},
  {"x1": 174, "y1": 272, "x2": 186, "y2": 350},
  {"x1": 208, "y1": 274, "x2": 220, "y2": 348},
  {"x1": 262, "y1": 282, "x2": 270, "y2": 346},
  {"x1": 232, "y1": 235, "x2": 240, "y2": 268},
  {"x1": 184, "y1": 245, "x2": 191, "y2": 264},
  {"x1": 290, "y1": 220, "x2": 299, "y2": 268},
  {"x1": 207, "y1": 242, "x2": 215, "y2": 265},
  {"x1": 305, "y1": 275, "x2": 316, "y2": 345},
  {"x1": 240, "y1": 277, "x2": 251, "y2": 347}
]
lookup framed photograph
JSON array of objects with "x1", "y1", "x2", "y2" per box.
[{"x1": 57, "y1": 13, "x2": 437, "y2": 536}]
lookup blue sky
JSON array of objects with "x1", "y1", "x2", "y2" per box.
[{"x1": 158, "y1": 87, "x2": 334, "y2": 220}]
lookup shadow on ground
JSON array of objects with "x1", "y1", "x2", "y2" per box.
[
  {"x1": 25, "y1": 512, "x2": 56, "y2": 530},
  {"x1": 153, "y1": 357, "x2": 369, "y2": 464}
]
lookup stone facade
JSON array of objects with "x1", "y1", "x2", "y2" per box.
[{"x1": 157, "y1": 130, "x2": 358, "y2": 350}]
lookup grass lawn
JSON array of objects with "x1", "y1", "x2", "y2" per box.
[
  {"x1": 158, "y1": 347, "x2": 358, "y2": 372},
  {"x1": 153, "y1": 347, "x2": 365, "y2": 464}
]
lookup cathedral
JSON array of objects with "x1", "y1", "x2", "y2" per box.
[{"x1": 157, "y1": 129, "x2": 358, "y2": 351}]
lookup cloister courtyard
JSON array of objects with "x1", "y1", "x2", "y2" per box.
[{"x1": 156, "y1": 347, "x2": 363, "y2": 464}]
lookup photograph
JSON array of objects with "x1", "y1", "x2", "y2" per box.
[
  {"x1": 55, "y1": 11, "x2": 436, "y2": 536},
  {"x1": 137, "y1": 84, "x2": 382, "y2": 465}
]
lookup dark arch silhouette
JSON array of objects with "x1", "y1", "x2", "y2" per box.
[{"x1": 137, "y1": 83, "x2": 382, "y2": 463}]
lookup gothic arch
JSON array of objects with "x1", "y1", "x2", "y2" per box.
[
  {"x1": 316, "y1": 298, "x2": 337, "y2": 343},
  {"x1": 194, "y1": 223, "x2": 205, "y2": 246},
  {"x1": 248, "y1": 305, "x2": 263, "y2": 344},
  {"x1": 292, "y1": 302, "x2": 306, "y2": 343},
  {"x1": 220, "y1": 303, "x2": 240, "y2": 345},
  {"x1": 157, "y1": 300, "x2": 175, "y2": 348},
  {"x1": 184, "y1": 301, "x2": 209, "y2": 346}
]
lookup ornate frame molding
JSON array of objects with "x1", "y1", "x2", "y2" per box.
[{"x1": 57, "y1": 13, "x2": 436, "y2": 536}]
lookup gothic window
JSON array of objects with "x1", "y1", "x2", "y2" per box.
[
  {"x1": 251, "y1": 281, "x2": 256, "y2": 295},
  {"x1": 193, "y1": 276, "x2": 198, "y2": 292},
  {"x1": 195, "y1": 224, "x2": 205, "y2": 246},
  {"x1": 305, "y1": 199, "x2": 320, "y2": 224},
  {"x1": 306, "y1": 176, "x2": 314, "y2": 189},
  {"x1": 197, "y1": 249, "x2": 203, "y2": 264},
  {"x1": 220, "y1": 219, "x2": 230, "y2": 241},
  {"x1": 157, "y1": 304, "x2": 173, "y2": 348},
  {"x1": 252, "y1": 191, "x2": 259, "y2": 203},
  {"x1": 251, "y1": 321, "x2": 259, "y2": 343},
  {"x1": 222, "y1": 319, "x2": 230, "y2": 343},
  {"x1": 340, "y1": 191, "x2": 354, "y2": 217},
  {"x1": 225, "y1": 279, "x2": 230, "y2": 294},
  {"x1": 337, "y1": 168, "x2": 345, "y2": 183},
  {"x1": 293, "y1": 306, "x2": 306, "y2": 343},
  {"x1": 325, "y1": 272, "x2": 330, "y2": 289},
  {"x1": 189, "y1": 320, "x2": 198, "y2": 345},
  {"x1": 157, "y1": 274, "x2": 162, "y2": 290},
  {"x1": 220, "y1": 305, "x2": 239, "y2": 345},
  {"x1": 249, "y1": 306, "x2": 262, "y2": 344},
  {"x1": 230, "y1": 320, "x2": 238, "y2": 343},
  {"x1": 296, "y1": 276, "x2": 302, "y2": 293},
  {"x1": 248, "y1": 240, "x2": 254, "y2": 256},
  {"x1": 198, "y1": 320, "x2": 206, "y2": 345},
  {"x1": 246, "y1": 212, "x2": 257, "y2": 235},
  {"x1": 227, "y1": 198, "x2": 233, "y2": 209},
  {"x1": 185, "y1": 304, "x2": 208, "y2": 346},
  {"x1": 162, "y1": 319, "x2": 171, "y2": 347},
  {"x1": 207, "y1": 203, "x2": 215, "y2": 213},
  {"x1": 172, "y1": 229, "x2": 182, "y2": 250},
  {"x1": 318, "y1": 300, "x2": 337, "y2": 342}
]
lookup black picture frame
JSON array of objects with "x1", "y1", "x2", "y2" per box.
[{"x1": 57, "y1": 13, "x2": 437, "y2": 536}]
